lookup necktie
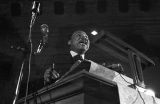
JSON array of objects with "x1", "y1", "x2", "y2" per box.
[{"x1": 73, "y1": 55, "x2": 84, "y2": 62}]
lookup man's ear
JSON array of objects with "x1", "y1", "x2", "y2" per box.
[{"x1": 68, "y1": 40, "x2": 71, "y2": 45}]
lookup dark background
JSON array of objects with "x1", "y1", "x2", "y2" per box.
[{"x1": 0, "y1": 0, "x2": 160, "y2": 103}]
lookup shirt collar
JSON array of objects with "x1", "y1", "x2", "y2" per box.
[{"x1": 70, "y1": 51, "x2": 85, "y2": 60}]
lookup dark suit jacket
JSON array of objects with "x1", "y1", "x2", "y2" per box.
[{"x1": 53, "y1": 52, "x2": 91, "y2": 78}]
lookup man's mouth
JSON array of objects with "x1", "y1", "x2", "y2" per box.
[
  {"x1": 79, "y1": 42, "x2": 86, "y2": 46},
  {"x1": 79, "y1": 40, "x2": 88, "y2": 45}
]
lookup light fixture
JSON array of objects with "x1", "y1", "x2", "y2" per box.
[{"x1": 91, "y1": 30, "x2": 98, "y2": 36}]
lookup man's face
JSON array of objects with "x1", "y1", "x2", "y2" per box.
[{"x1": 70, "y1": 31, "x2": 90, "y2": 54}]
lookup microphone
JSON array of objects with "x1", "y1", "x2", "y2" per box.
[
  {"x1": 70, "y1": 60, "x2": 82, "y2": 71},
  {"x1": 107, "y1": 63, "x2": 124, "y2": 73},
  {"x1": 34, "y1": 24, "x2": 49, "y2": 54},
  {"x1": 32, "y1": 1, "x2": 40, "y2": 14},
  {"x1": 56, "y1": 60, "x2": 82, "y2": 83},
  {"x1": 41, "y1": 24, "x2": 49, "y2": 44},
  {"x1": 107, "y1": 63, "x2": 121, "y2": 69},
  {"x1": 41, "y1": 24, "x2": 49, "y2": 37}
]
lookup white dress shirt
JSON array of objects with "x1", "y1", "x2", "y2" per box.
[{"x1": 70, "y1": 51, "x2": 85, "y2": 60}]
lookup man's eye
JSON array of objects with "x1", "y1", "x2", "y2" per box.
[
  {"x1": 78, "y1": 34, "x2": 81, "y2": 37},
  {"x1": 76, "y1": 35, "x2": 81, "y2": 39}
]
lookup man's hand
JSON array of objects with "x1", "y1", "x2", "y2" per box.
[{"x1": 44, "y1": 65, "x2": 60, "y2": 85}]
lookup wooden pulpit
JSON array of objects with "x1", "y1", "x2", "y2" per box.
[{"x1": 16, "y1": 70, "x2": 120, "y2": 104}]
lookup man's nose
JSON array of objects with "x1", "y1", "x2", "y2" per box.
[{"x1": 80, "y1": 35, "x2": 86, "y2": 39}]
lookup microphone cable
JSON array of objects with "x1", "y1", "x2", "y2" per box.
[{"x1": 119, "y1": 73, "x2": 146, "y2": 104}]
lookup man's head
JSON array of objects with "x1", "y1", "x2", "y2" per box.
[{"x1": 68, "y1": 30, "x2": 90, "y2": 54}]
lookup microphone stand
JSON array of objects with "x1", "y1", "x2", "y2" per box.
[
  {"x1": 12, "y1": 1, "x2": 40, "y2": 104},
  {"x1": 12, "y1": 56, "x2": 26, "y2": 104},
  {"x1": 23, "y1": 12, "x2": 36, "y2": 104},
  {"x1": 12, "y1": 44, "x2": 29, "y2": 104}
]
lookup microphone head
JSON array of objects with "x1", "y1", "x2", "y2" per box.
[
  {"x1": 32, "y1": 1, "x2": 40, "y2": 14},
  {"x1": 107, "y1": 64, "x2": 120, "y2": 68},
  {"x1": 106, "y1": 63, "x2": 124, "y2": 73},
  {"x1": 41, "y1": 24, "x2": 49, "y2": 34},
  {"x1": 41, "y1": 24, "x2": 49, "y2": 44}
]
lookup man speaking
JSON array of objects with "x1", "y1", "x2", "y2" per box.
[{"x1": 44, "y1": 30, "x2": 91, "y2": 85}]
